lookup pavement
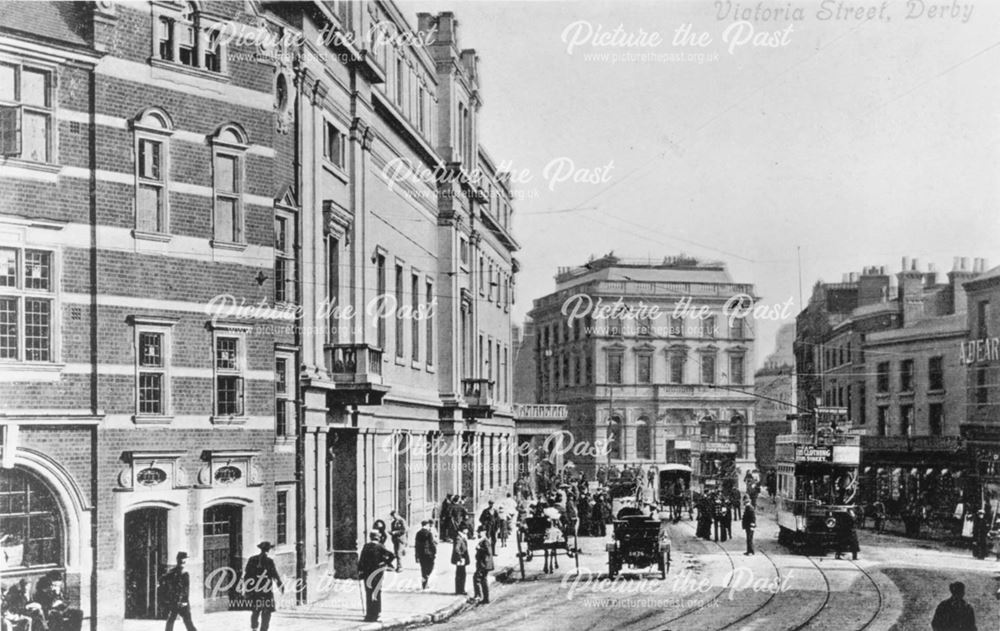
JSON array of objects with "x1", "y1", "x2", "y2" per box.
[{"x1": 122, "y1": 537, "x2": 521, "y2": 631}]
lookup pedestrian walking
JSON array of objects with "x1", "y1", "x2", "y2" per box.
[
  {"x1": 731, "y1": 488, "x2": 742, "y2": 521},
  {"x1": 357, "y1": 531, "x2": 396, "y2": 622},
  {"x1": 931, "y1": 581, "x2": 977, "y2": 631},
  {"x1": 452, "y1": 528, "x2": 470, "y2": 595},
  {"x1": 973, "y1": 508, "x2": 989, "y2": 559},
  {"x1": 389, "y1": 510, "x2": 408, "y2": 571},
  {"x1": 592, "y1": 495, "x2": 606, "y2": 537},
  {"x1": 479, "y1": 500, "x2": 499, "y2": 556},
  {"x1": 440, "y1": 495, "x2": 455, "y2": 542},
  {"x1": 244, "y1": 542, "x2": 284, "y2": 631},
  {"x1": 473, "y1": 534, "x2": 494, "y2": 604},
  {"x1": 565, "y1": 493, "x2": 579, "y2": 539},
  {"x1": 414, "y1": 520, "x2": 437, "y2": 589},
  {"x1": 742, "y1": 498, "x2": 756, "y2": 556},
  {"x1": 159, "y1": 552, "x2": 197, "y2": 631}
]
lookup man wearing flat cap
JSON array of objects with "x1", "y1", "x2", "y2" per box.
[
  {"x1": 159, "y1": 552, "x2": 197, "y2": 631},
  {"x1": 244, "y1": 541, "x2": 284, "y2": 631}
]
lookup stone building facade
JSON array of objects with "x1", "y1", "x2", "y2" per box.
[{"x1": 527, "y1": 254, "x2": 756, "y2": 490}]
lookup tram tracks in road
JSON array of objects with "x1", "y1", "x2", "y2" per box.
[
  {"x1": 652, "y1": 520, "x2": 886, "y2": 631},
  {"x1": 641, "y1": 518, "x2": 783, "y2": 631},
  {"x1": 787, "y1": 555, "x2": 885, "y2": 631}
]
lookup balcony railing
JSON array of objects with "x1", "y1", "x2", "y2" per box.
[
  {"x1": 462, "y1": 378, "x2": 495, "y2": 411},
  {"x1": 326, "y1": 343, "x2": 383, "y2": 381},
  {"x1": 513, "y1": 403, "x2": 568, "y2": 420}
]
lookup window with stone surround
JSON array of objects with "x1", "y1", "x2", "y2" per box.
[{"x1": 0, "y1": 246, "x2": 56, "y2": 363}]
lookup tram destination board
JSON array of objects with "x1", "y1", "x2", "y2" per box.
[{"x1": 795, "y1": 445, "x2": 833, "y2": 463}]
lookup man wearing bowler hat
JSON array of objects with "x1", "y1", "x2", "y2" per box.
[
  {"x1": 358, "y1": 531, "x2": 396, "y2": 622},
  {"x1": 159, "y1": 552, "x2": 197, "y2": 631},
  {"x1": 244, "y1": 541, "x2": 284, "y2": 631}
]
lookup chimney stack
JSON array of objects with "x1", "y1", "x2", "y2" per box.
[
  {"x1": 859, "y1": 264, "x2": 890, "y2": 307},
  {"x1": 949, "y1": 255, "x2": 979, "y2": 314},
  {"x1": 898, "y1": 256, "x2": 925, "y2": 325}
]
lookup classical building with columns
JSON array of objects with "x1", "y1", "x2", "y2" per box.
[
  {"x1": 261, "y1": 3, "x2": 519, "y2": 595},
  {"x1": 527, "y1": 254, "x2": 757, "y2": 491}
]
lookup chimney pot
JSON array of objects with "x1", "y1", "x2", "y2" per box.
[
  {"x1": 912, "y1": 258, "x2": 919, "y2": 271},
  {"x1": 962, "y1": 257, "x2": 970, "y2": 271},
  {"x1": 953, "y1": 257, "x2": 961, "y2": 271},
  {"x1": 901, "y1": 256, "x2": 910, "y2": 271}
]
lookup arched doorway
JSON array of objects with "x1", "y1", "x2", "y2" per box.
[
  {"x1": 203, "y1": 503, "x2": 243, "y2": 612},
  {"x1": 124, "y1": 507, "x2": 168, "y2": 619}
]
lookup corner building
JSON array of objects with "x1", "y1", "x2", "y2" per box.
[{"x1": 527, "y1": 255, "x2": 756, "y2": 490}]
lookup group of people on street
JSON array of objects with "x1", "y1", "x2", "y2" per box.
[
  {"x1": 692, "y1": 489, "x2": 758, "y2": 556},
  {"x1": 2, "y1": 570, "x2": 83, "y2": 631},
  {"x1": 355, "y1": 506, "x2": 499, "y2": 623},
  {"x1": 153, "y1": 541, "x2": 283, "y2": 631}
]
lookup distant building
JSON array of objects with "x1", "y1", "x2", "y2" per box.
[
  {"x1": 527, "y1": 253, "x2": 757, "y2": 491},
  {"x1": 512, "y1": 322, "x2": 568, "y2": 495},
  {"x1": 754, "y1": 323, "x2": 795, "y2": 475}
]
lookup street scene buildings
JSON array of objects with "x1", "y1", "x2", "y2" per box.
[
  {"x1": 525, "y1": 254, "x2": 756, "y2": 490},
  {"x1": 1, "y1": 1, "x2": 998, "y2": 631},
  {"x1": 0, "y1": 1, "x2": 518, "y2": 627}
]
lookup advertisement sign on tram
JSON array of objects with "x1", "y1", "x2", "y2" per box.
[{"x1": 795, "y1": 445, "x2": 832, "y2": 462}]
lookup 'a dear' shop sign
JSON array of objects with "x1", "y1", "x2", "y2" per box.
[{"x1": 960, "y1": 337, "x2": 1000, "y2": 365}]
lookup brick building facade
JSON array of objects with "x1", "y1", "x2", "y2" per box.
[
  {"x1": 0, "y1": 0, "x2": 521, "y2": 623},
  {"x1": 0, "y1": 2, "x2": 296, "y2": 628}
]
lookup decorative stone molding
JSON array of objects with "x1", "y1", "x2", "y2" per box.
[
  {"x1": 323, "y1": 200, "x2": 354, "y2": 242},
  {"x1": 121, "y1": 451, "x2": 188, "y2": 490},
  {"x1": 117, "y1": 465, "x2": 133, "y2": 490}
]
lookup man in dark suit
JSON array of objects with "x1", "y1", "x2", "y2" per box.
[
  {"x1": 414, "y1": 520, "x2": 438, "y2": 589},
  {"x1": 473, "y1": 534, "x2": 494, "y2": 604},
  {"x1": 742, "y1": 498, "x2": 756, "y2": 556},
  {"x1": 452, "y1": 528, "x2": 470, "y2": 595},
  {"x1": 358, "y1": 531, "x2": 396, "y2": 622},
  {"x1": 479, "y1": 501, "x2": 498, "y2": 556},
  {"x1": 160, "y1": 552, "x2": 197, "y2": 631},
  {"x1": 440, "y1": 495, "x2": 455, "y2": 542},
  {"x1": 244, "y1": 541, "x2": 284, "y2": 631}
]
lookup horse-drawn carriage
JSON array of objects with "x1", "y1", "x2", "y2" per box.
[
  {"x1": 606, "y1": 507, "x2": 670, "y2": 579},
  {"x1": 515, "y1": 513, "x2": 580, "y2": 578},
  {"x1": 658, "y1": 464, "x2": 693, "y2": 522}
]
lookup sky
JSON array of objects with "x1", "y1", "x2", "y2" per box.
[{"x1": 402, "y1": 0, "x2": 1000, "y2": 365}]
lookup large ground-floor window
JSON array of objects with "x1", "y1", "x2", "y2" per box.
[{"x1": 0, "y1": 467, "x2": 63, "y2": 570}]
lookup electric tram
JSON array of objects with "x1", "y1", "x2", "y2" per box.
[{"x1": 774, "y1": 430, "x2": 861, "y2": 548}]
